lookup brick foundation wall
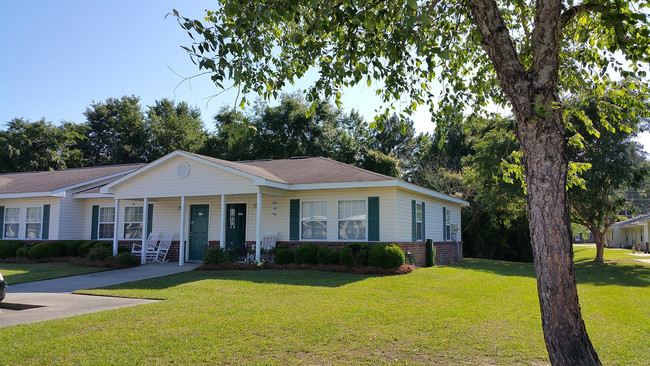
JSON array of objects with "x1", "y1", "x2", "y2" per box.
[{"x1": 276, "y1": 241, "x2": 463, "y2": 267}]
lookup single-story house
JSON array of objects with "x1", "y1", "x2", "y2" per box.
[
  {"x1": 0, "y1": 151, "x2": 469, "y2": 266},
  {"x1": 606, "y1": 214, "x2": 650, "y2": 249}
]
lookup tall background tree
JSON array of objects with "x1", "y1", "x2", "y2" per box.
[
  {"x1": 84, "y1": 95, "x2": 148, "y2": 165},
  {"x1": 174, "y1": 1, "x2": 650, "y2": 363},
  {"x1": 567, "y1": 98, "x2": 648, "y2": 262}
]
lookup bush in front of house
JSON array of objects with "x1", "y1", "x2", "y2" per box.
[
  {"x1": 369, "y1": 243, "x2": 406, "y2": 269},
  {"x1": 340, "y1": 243, "x2": 371, "y2": 267},
  {"x1": 87, "y1": 244, "x2": 113, "y2": 261},
  {"x1": 0, "y1": 240, "x2": 26, "y2": 259},
  {"x1": 203, "y1": 246, "x2": 232, "y2": 265},
  {"x1": 78, "y1": 241, "x2": 106, "y2": 257},
  {"x1": 114, "y1": 252, "x2": 138, "y2": 267},
  {"x1": 316, "y1": 245, "x2": 333, "y2": 264},
  {"x1": 329, "y1": 250, "x2": 340, "y2": 265},
  {"x1": 294, "y1": 243, "x2": 318, "y2": 265},
  {"x1": 28, "y1": 242, "x2": 60, "y2": 260},
  {"x1": 59, "y1": 240, "x2": 87, "y2": 257},
  {"x1": 274, "y1": 246, "x2": 294, "y2": 264},
  {"x1": 16, "y1": 246, "x2": 29, "y2": 258}
]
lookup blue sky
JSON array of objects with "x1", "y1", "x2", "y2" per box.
[
  {"x1": 0, "y1": 0, "x2": 435, "y2": 134},
  {"x1": 1, "y1": 1, "x2": 648, "y2": 152}
]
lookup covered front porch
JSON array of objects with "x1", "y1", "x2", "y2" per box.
[{"x1": 110, "y1": 190, "x2": 285, "y2": 265}]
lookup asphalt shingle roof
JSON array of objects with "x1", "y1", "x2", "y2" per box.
[{"x1": 0, "y1": 164, "x2": 144, "y2": 194}]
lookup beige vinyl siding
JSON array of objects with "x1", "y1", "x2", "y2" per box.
[
  {"x1": 0, "y1": 197, "x2": 60, "y2": 240},
  {"x1": 111, "y1": 156, "x2": 259, "y2": 199},
  {"x1": 395, "y1": 189, "x2": 464, "y2": 242},
  {"x1": 58, "y1": 194, "x2": 84, "y2": 240},
  {"x1": 288, "y1": 187, "x2": 397, "y2": 242}
]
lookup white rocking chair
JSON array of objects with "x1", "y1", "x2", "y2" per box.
[
  {"x1": 153, "y1": 232, "x2": 175, "y2": 263},
  {"x1": 131, "y1": 232, "x2": 161, "y2": 262}
]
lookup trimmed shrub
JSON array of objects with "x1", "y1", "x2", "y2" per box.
[
  {"x1": 316, "y1": 245, "x2": 332, "y2": 264},
  {"x1": 0, "y1": 240, "x2": 26, "y2": 259},
  {"x1": 203, "y1": 246, "x2": 231, "y2": 265},
  {"x1": 61, "y1": 240, "x2": 86, "y2": 257},
  {"x1": 340, "y1": 243, "x2": 371, "y2": 266},
  {"x1": 88, "y1": 244, "x2": 113, "y2": 261},
  {"x1": 16, "y1": 246, "x2": 29, "y2": 258},
  {"x1": 79, "y1": 241, "x2": 106, "y2": 257},
  {"x1": 340, "y1": 245, "x2": 355, "y2": 266},
  {"x1": 294, "y1": 243, "x2": 318, "y2": 264},
  {"x1": 369, "y1": 243, "x2": 405, "y2": 269},
  {"x1": 114, "y1": 252, "x2": 139, "y2": 267},
  {"x1": 28, "y1": 242, "x2": 60, "y2": 260},
  {"x1": 329, "y1": 250, "x2": 340, "y2": 265},
  {"x1": 275, "y1": 246, "x2": 294, "y2": 265}
]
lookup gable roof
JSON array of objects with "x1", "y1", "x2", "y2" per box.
[
  {"x1": 0, "y1": 164, "x2": 144, "y2": 198},
  {"x1": 182, "y1": 152, "x2": 393, "y2": 184},
  {"x1": 101, "y1": 151, "x2": 468, "y2": 206},
  {"x1": 612, "y1": 214, "x2": 650, "y2": 228}
]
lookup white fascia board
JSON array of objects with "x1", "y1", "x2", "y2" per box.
[
  {"x1": 254, "y1": 178, "x2": 290, "y2": 190},
  {"x1": 73, "y1": 193, "x2": 115, "y2": 199},
  {"x1": 289, "y1": 180, "x2": 469, "y2": 206},
  {"x1": 395, "y1": 181, "x2": 470, "y2": 206},
  {"x1": 0, "y1": 192, "x2": 62, "y2": 199},
  {"x1": 50, "y1": 168, "x2": 141, "y2": 196}
]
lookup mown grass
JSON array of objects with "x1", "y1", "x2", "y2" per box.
[
  {"x1": 0, "y1": 262, "x2": 109, "y2": 284},
  {"x1": 1, "y1": 251, "x2": 647, "y2": 365}
]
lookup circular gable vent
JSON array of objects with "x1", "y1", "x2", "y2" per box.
[{"x1": 176, "y1": 162, "x2": 190, "y2": 178}]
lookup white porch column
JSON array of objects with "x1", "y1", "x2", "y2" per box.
[
  {"x1": 112, "y1": 199, "x2": 120, "y2": 256},
  {"x1": 644, "y1": 222, "x2": 649, "y2": 248},
  {"x1": 256, "y1": 191, "x2": 262, "y2": 262},
  {"x1": 141, "y1": 197, "x2": 149, "y2": 264},
  {"x1": 179, "y1": 196, "x2": 186, "y2": 266},
  {"x1": 220, "y1": 194, "x2": 226, "y2": 249}
]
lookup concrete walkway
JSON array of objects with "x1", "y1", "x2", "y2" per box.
[{"x1": 0, "y1": 263, "x2": 200, "y2": 327}]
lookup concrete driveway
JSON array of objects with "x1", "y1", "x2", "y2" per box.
[{"x1": 0, "y1": 263, "x2": 200, "y2": 327}]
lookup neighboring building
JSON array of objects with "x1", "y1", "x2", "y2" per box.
[
  {"x1": 606, "y1": 214, "x2": 650, "y2": 249},
  {"x1": 0, "y1": 151, "x2": 468, "y2": 266}
]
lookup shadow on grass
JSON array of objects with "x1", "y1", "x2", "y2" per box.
[
  {"x1": 456, "y1": 258, "x2": 649, "y2": 288},
  {"x1": 92, "y1": 268, "x2": 373, "y2": 292}
]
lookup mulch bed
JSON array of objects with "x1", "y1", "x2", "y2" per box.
[{"x1": 195, "y1": 262, "x2": 416, "y2": 275}]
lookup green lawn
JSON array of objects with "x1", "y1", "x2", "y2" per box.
[
  {"x1": 0, "y1": 262, "x2": 109, "y2": 284},
  {"x1": 0, "y1": 252, "x2": 647, "y2": 365}
]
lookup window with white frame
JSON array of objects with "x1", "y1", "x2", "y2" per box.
[
  {"x1": 416, "y1": 203, "x2": 423, "y2": 241},
  {"x1": 123, "y1": 206, "x2": 143, "y2": 239},
  {"x1": 98, "y1": 207, "x2": 115, "y2": 239},
  {"x1": 3, "y1": 207, "x2": 20, "y2": 239},
  {"x1": 25, "y1": 207, "x2": 42, "y2": 239},
  {"x1": 301, "y1": 201, "x2": 327, "y2": 239},
  {"x1": 338, "y1": 200, "x2": 366, "y2": 240}
]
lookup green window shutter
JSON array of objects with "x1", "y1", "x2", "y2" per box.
[
  {"x1": 442, "y1": 207, "x2": 447, "y2": 241},
  {"x1": 368, "y1": 197, "x2": 380, "y2": 241},
  {"x1": 421, "y1": 202, "x2": 425, "y2": 241},
  {"x1": 0, "y1": 206, "x2": 4, "y2": 239},
  {"x1": 91, "y1": 205, "x2": 99, "y2": 240},
  {"x1": 411, "y1": 200, "x2": 416, "y2": 242},
  {"x1": 289, "y1": 199, "x2": 300, "y2": 241},
  {"x1": 147, "y1": 203, "x2": 154, "y2": 238},
  {"x1": 42, "y1": 204, "x2": 50, "y2": 240}
]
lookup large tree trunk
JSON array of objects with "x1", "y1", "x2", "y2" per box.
[
  {"x1": 591, "y1": 229, "x2": 606, "y2": 263},
  {"x1": 468, "y1": 0, "x2": 601, "y2": 364},
  {"x1": 517, "y1": 112, "x2": 600, "y2": 365}
]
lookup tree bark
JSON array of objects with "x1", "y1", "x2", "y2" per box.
[
  {"x1": 468, "y1": 0, "x2": 601, "y2": 364},
  {"x1": 591, "y1": 229, "x2": 605, "y2": 263}
]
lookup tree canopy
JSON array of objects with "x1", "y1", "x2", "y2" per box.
[{"x1": 173, "y1": 1, "x2": 650, "y2": 363}]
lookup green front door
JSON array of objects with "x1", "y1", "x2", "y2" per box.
[
  {"x1": 226, "y1": 204, "x2": 246, "y2": 257},
  {"x1": 189, "y1": 204, "x2": 209, "y2": 261}
]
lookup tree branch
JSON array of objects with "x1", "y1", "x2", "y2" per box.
[{"x1": 560, "y1": 4, "x2": 609, "y2": 29}]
